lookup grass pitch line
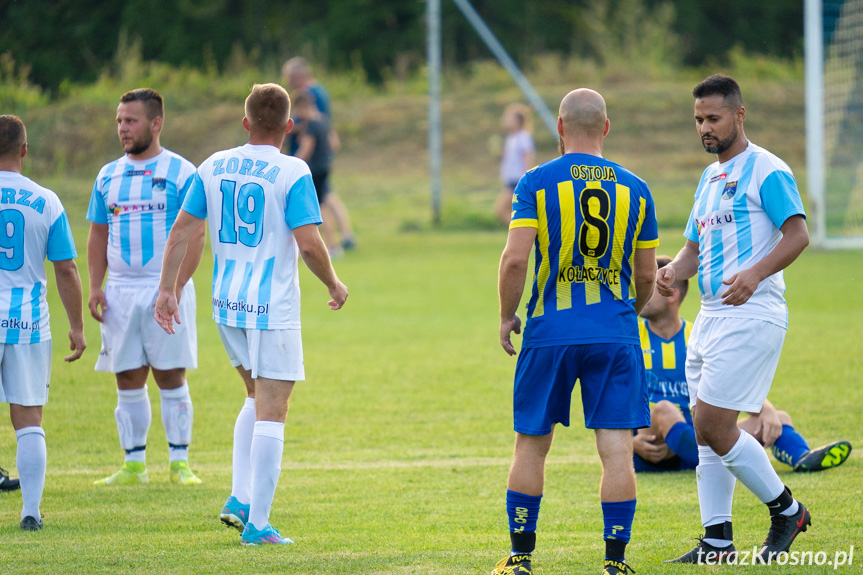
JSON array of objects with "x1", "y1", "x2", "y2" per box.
[{"x1": 57, "y1": 454, "x2": 600, "y2": 476}]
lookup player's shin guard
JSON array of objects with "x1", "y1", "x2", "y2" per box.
[
  {"x1": 506, "y1": 490, "x2": 542, "y2": 554},
  {"x1": 16, "y1": 427, "x2": 46, "y2": 521},
  {"x1": 231, "y1": 398, "x2": 256, "y2": 504},
  {"x1": 116, "y1": 386, "x2": 151, "y2": 463},
  {"x1": 719, "y1": 431, "x2": 785, "y2": 504},
  {"x1": 160, "y1": 382, "x2": 193, "y2": 462},
  {"x1": 602, "y1": 499, "x2": 636, "y2": 561},
  {"x1": 248, "y1": 420, "x2": 285, "y2": 530},
  {"x1": 697, "y1": 445, "x2": 736, "y2": 547}
]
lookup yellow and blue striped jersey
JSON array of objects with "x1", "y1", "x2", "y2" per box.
[
  {"x1": 639, "y1": 319, "x2": 692, "y2": 423},
  {"x1": 511, "y1": 153, "x2": 659, "y2": 347}
]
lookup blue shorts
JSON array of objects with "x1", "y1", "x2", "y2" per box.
[
  {"x1": 513, "y1": 343, "x2": 650, "y2": 434},
  {"x1": 632, "y1": 453, "x2": 698, "y2": 473}
]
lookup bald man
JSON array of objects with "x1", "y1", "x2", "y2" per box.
[{"x1": 493, "y1": 89, "x2": 658, "y2": 575}]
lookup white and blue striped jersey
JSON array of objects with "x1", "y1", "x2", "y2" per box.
[
  {"x1": 684, "y1": 142, "x2": 805, "y2": 328},
  {"x1": 0, "y1": 171, "x2": 77, "y2": 344},
  {"x1": 182, "y1": 144, "x2": 322, "y2": 330},
  {"x1": 87, "y1": 149, "x2": 196, "y2": 285}
]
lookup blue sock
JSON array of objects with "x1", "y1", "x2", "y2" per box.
[
  {"x1": 506, "y1": 490, "x2": 542, "y2": 554},
  {"x1": 665, "y1": 421, "x2": 699, "y2": 467},
  {"x1": 770, "y1": 424, "x2": 810, "y2": 467},
  {"x1": 602, "y1": 499, "x2": 636, "y2": 561}
]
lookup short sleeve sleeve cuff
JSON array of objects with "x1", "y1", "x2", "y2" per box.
[
  {"x1": 635, "y1": 238, "x2": 659, "y2": 248},
  {"x1": 760, "y1": 170, "x2": 806, "y2": 229},
  {"x1": 85, "y1": 183, "x2": 108, "y2": 224},
  {"x1": 285, "y1": 173, "x2": 323, "y2": 229},
  {"x1": 47, "y1": 211, "x2": 78, "y2": 261},
  {"x1": 181, "y1": 172, "x2": 208, "y2": 219},
  {"x1": 510, "y1": 218, "x2": 538, "y2": 230}
]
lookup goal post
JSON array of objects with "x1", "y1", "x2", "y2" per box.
[{"x1": 805, "y1": 0, "x2": 863, "y2": 249}]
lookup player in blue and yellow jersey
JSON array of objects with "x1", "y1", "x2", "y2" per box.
[
  {"x1": 0, "y1": 115, "x2": 86, "y2": 530},
  {"x1": 494, "y1": 89, "x2": 658, "y2": 575},
  {"x1": 659, "y1": 75, "x2": 812, "y2": 564},
  {"x1": 155, "y1": 83, "x2": 347, "y2": 546},
  {"x1": 634, "y1": 256, "x2": 851, "y2": 473},
  {"x1": 87, "y1": 89, "x2": 205, "y2": 486}
]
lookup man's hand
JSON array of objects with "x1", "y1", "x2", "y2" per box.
[
  {"x1": 720, "y1": 267, "x2": 761, "y2": 306},
  {"x1": 88, "y1": 288, "x2": 107, "y2": 322},
  {"x1": 749, "y1": 404, "x2": 783, "y2": 447},
  {"x1": 500, "y1": 314, "x2": 522, "y2": 356},
  {"x1": 64, "y1": 327, "x2": 86, "y2": 362},
  {"x1": 633, "y1": 432, "x2": 671, "y2": 463},
  {"x1": 154, "y1": 288, "x2": 181, "y2": 334},
  {"x1": 327, "y1": 281, "x2": 348, "y2": 310},
  {"x1": 655, "y1": 265, "x2": 676, "y2": 297}
]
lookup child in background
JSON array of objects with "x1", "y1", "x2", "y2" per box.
[
  {"x1": 291, "y1": 91, "x2": 341, "y2": 257},
  {"x1": 495, "y1": 103, "x2": 535, "y2": 225}
]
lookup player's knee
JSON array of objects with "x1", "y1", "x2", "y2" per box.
[
  {"x1": 514, "y1": 431, "x2": 554, "y2": 460},
  {"x1": 776, "y1": 410, "x2": 792, "y2": 425},
  {"x1": 653, "y1": 400, "x2": 685, "y2": 434},
  {"x1": 653, "y1": 400, "x2": 679, "y2": 418}
]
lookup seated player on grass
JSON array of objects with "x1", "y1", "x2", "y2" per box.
[{"x1": 634, "y1": 255, "x2": 852, "y2": 473}]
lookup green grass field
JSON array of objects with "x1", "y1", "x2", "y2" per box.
[
  {"x1": 0, "y1": 204, "x2": 860, "y2": 574},
  {"x1": 1, "y1": 60, "x2": 862, "y2": 573}
]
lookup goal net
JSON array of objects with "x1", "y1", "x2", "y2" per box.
[{"x1": 807, "y1": 0, "x2": 863, "y2": 248}]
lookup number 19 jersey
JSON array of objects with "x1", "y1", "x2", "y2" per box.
[
  {"x1": 510, "y1": 153, "x2": 659, "y2": 348},
  {"x1": 182, "y1": 144, "x2": 322, "y2": 330},
  {"x1": 0, "y1": 171, "x2": 77, "y2": 344}
]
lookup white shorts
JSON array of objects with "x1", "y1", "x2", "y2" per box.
[
  {"x1": 217, "y1": 325, "x2": 304, "y2": 381},
  {"x1": 0, "y1": 341, "x2": 52, "y2": 406},
  {"x1": 686, "y1": 315, "x2": 786, "y2": 413},
  {"x1": 95, "y1": 281, "x2": 197, "y2": 373}
]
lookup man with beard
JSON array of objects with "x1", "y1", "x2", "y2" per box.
[
  {"x1": 87, "y1": 89, "x2": 205, "y2": 486},
  {"x1": 658, "y1": 75, "x2": 811, "y2": 564},
  {"x1": 493, "y1": 88, "x2": 658, "y2": 575}
]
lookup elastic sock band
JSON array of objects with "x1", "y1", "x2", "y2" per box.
[
  {"x1": 117, "y1": 386, "x2": 148, "y2": 403},
  {"x1": 15, "y1": 426, "x2": 45, "y2": 440},
  {"x1": 159, "y1": 382, "x2": 189, "y2": 400},
  {"x1": 253, "y1": 420, "x2": 285, "y2": 440}
]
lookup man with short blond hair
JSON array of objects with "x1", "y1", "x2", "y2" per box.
[
  {"x1": 156, "y1": 83, "x2": 348, "y2": 546},
  {"x1": 87, "y1": 88, "x2": 205, "y2": 486},
  {"x1": 0, "y1": 114, "x2": 86, "y2": 530}
]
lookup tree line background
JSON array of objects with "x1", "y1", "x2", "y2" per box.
[{"x1": 2, "y1": 0, "x2": 803, "y2": 93}]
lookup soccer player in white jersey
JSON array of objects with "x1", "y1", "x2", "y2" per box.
[
  {"x1": 0, "y1": 115, "x2": 86, "y2": 530},
  {"x1": 87, "y1": 89, "x2": 205, "y2": 486},
  {"x1": 658, "y1": 75, "x2": 811, "y2": 565},
  {"x1": 154, "y1": 83, "x2": 348, "y2": 546}
]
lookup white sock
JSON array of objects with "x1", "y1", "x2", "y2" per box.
[
  {"x1": 248, "y1": 420, "x2": 285, "y2": 530},
  {"x1": 16, "y1": 427, "x2": 46, "y2": 521},
  {"x1": 697, "y1": 445, "x2": 736, "y2": 547},
  {"x1": 115, "y1": 386, "x2": 151, "y2": 464},
  {"x1": 720, "y1": 431, "x2": 785, "y2": 503},
  {"x1": 160, "y1": 383, "x2": 193, "y2": 463},
  {"x1": 231, "y1": 398, "x2": 256, "y2": 503},
  {"x1": 781, "y1": 500, "x2": 800, "y2": 516}
]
